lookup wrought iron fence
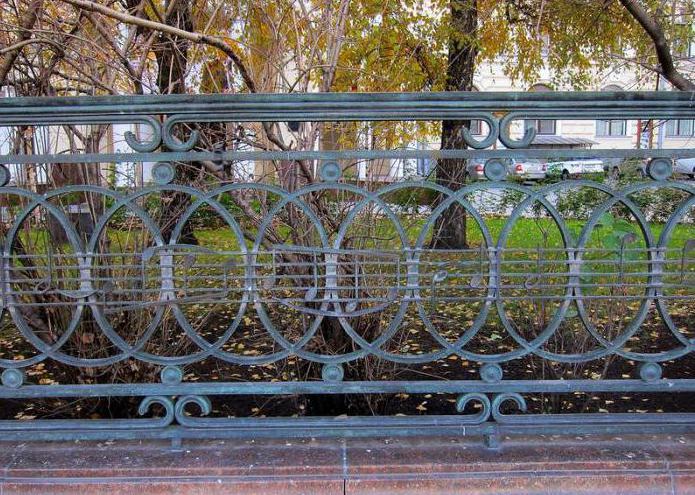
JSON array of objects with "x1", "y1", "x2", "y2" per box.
[{"x1": 0, "y1": 91, "x2": 693, "y2": 446}]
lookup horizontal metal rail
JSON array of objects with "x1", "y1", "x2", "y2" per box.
[{"x1": 0, "y1": 91, "x2": 693, "y2": 445}]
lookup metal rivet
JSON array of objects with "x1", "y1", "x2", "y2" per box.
[
  {"x1": 639, "y1": 362, "x2": 662, "y2": 382},
  {"x1": 647, "y1": 158, "x2": 672, "y2": 181},
  {"x1": 319, "y1": 162, "x2": 341, "y2": 182},
  {"x1": 480, "y1": 363, "x2": 503, "y2": 383},
  {"x1": 152, "y1": 162, "x2": 176, "y2": 184},
  {"x1": 160, "y1": 365, "x2": 183, "y2": 385},
  {"x1": 321, "y1": 363, "x2": 344, "y2": 382},
  {"x1": 2, "y1": 369, "x2": 24, "y2": 388},
  {"x1": 483, "y1": 159, "x2": 507, "y2": 181}
]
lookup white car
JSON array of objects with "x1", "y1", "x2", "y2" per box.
[
  {"x1": 507, "y1": 158, "x2": 547, "y2": 180},
  {"x1": 675, "y1": 158, "x2": 695, "y2": 179},
  {"x1": 546, "y1": 159, "x2": 604, "y2": 180},
  {"x1": 465, "y1": 158, "x2": 547, "y2": 181}
]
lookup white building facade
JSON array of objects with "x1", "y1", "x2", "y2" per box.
[{"x1": 471, "y1": 58, "x2": 694, "y2": 152}]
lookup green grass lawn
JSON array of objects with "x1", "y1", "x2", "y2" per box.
[
  {"x1": 12, "y1": 214, "x2": 695, "y2": 256},
  {"x1": 192, "y1": 216, "x2": 695, "y2": 251}
]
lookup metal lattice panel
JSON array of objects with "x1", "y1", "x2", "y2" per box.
[{"x1": 0, "y1": 91, "x2": 693, "y2": 444}]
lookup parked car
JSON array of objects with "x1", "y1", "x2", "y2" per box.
[
  {"x1": 507, "y1": 158, "x2": 547, "y2": 180},
  {"x1": 464, "y1": 158, "x2": 487, "y2": 180},
  {"x1": 604, "y1": 158, "x2": 647, "y2": 179},
  {"x1": 675, "y1": 158, "x2": 695, "y2": 179},
  {"x1": 546, "y1": 159, "x2": 604, "y2": 180},
  {"x1": 465, "y1": 158, "x2": 547, "y2": 181},
  {"x1": 606, "y1": 158, "x2": 695, "y2": 180}
]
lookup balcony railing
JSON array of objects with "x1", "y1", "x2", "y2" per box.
[{"x1": 0, "y1": 91, "x2": 693, "y2": 447}]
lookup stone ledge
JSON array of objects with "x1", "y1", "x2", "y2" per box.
[{"x1": 0, "y1": 433, "x2": 693, "y2": 494}]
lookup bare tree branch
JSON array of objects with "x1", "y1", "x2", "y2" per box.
[
  {"x1": 58, "y1": 0, "x2": 259, "y2": 92},
  {"x1": 320, "y1": 0, "x2": 350, "y2": 93},
  {"x1": 83, "y1": 11, "x2": 142, "y2": 89},
  {"x1": 0, "y1": 0, "x2": 43, "y2": 85},
  {"x1": 58, "y1": 0, "x2": 296, "y2": 154},
  {"x1": 619, "y1": 0, "x2": 695, "y2": 90},
  {"x1": 0, "y1": 37, "x2": 62, "y2": 55}
]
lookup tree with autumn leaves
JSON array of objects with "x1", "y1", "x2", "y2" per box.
[
  {"x1": 1, "y1": 0, "x2": 691, "y2": 250},
  {"x1": 0, "y1": 0, "x2": 692, "y2": 403}
]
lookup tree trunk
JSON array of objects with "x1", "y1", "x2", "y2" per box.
[
  {"x1": 154, "y1": 0, "x2": 192, "y2": 94},
  {"x1": 619, "y1": 0, "x2": 695, "y2": 91},
  {"x1": 154, "y1": 0, "x2": 198, "y2": 244},
  {"x1": 430, "y1": 0, "x2": 478, "y2": 249},
  {"x1": 0, "y1": 0, "x2": 43, "y2": 86}
]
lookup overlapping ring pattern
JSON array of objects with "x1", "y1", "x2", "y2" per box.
[{"x1": 0, "y1": 178, "x2": 692, "y2": 369}]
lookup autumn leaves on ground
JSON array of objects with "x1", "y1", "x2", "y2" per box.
[{"x1": 2, "y1": 183, "x2": 693, "y2": 421}]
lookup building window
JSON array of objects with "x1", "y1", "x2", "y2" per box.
[
  {"x1": 596, "y1": 119, "x2": 627, "y2": 137},
  {"x1": 525, "y1": 118, "x2": 556, "y2": 135},
  {"x1": 468, "y1": 119, "x2": 482, "y2": 136},
  {"x1": 674, "y1": 37, "x2": 694, "y2": 59},
  {"x1": 540, "y1": 34, "x2": 550, "y2": 58},
  {"x1": 596, "y1": 85, "x2": 627, "y2": 137},
  {"x1": 468, "y1": 86, "x2": 482, "y2": 136},
  {"x1": 525, "y1": 84, "x2": 555, "y2": 135},
  {"x1": 665, "y1": 119, "x2": 694, "y2": 137}
]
